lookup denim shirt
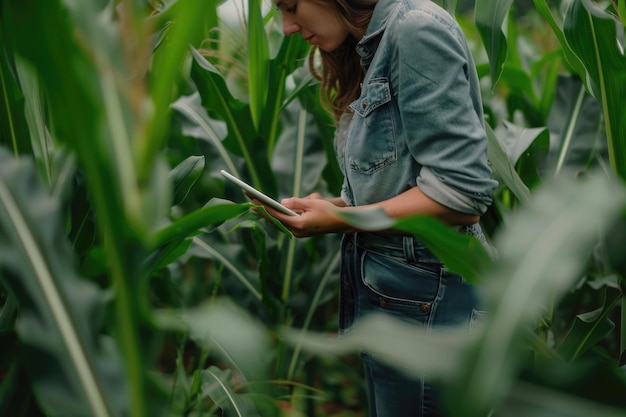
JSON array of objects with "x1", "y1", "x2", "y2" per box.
[{"x1": 336, "y1": 0, "x2": 498, "y2": 215}]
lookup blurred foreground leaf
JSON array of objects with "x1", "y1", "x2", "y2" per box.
[
  {"x1": 291, "y1": 172, "x2": 626, "y2": 417},
  {"x1": 336, "y1": 208, "x2": 492, "y2": 283},
  {"x1": 0, "y1": 150, "x2": 128, "y2": 417}
]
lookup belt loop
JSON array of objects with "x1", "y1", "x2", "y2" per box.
[{"x1": 403, "y1": 235, "x2": 417, "y2": 263}]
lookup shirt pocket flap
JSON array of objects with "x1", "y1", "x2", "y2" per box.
[{"x1": 349, "y1": 79, "x2": 392, "y2": 117}]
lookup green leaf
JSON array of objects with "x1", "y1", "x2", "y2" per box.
[
  {"x1": 335, "y1": 207, "x2": 396, "y2": 231},
  {"x1": 547, "y1": 75, "x2": 604, "y2": 176},
  {"x1": 202, "y1": 366, "x2": 261, "y2": 417},
  {"x1": 0, "y1": 292, "x2": 17, "y2": 333},
  {"x1": 183, "y1": 299, "x2": 271, "y2": 382},
  {"x1": 394, "y1": 216, "x2": 493, "y2": 284},
  {"x1": 557, "y1": 286, "x2": 620, "y2": 361},
  {"x1": 496, "y1": 121, "x2": 550, "y2": 190},
  {"x1": 146, "y1": 238, "x2": 193, "y2": 273},
  {"x1": 247, "y1": 0, "x2": 269, "y2": 130},
  {"x1": 564, "y1": 0, "x2": 626, "y2": 180},
  {"x1": 169, "y1": 155, "x2": 205, "y2": 206},
  {"x1": 0, "y1": 150, "x2": 128, "y2": 417},
  {"x1": 143, "y1": 0, "x2": 218, "y2": 182},
  {"x1": 151, "y1": 199, "x2": 250, "y2": 248},
  {"x1": 475, "y1": 0, "x2": 513, "y2": 87},
  {"x1": 0, "y1": 44, "x2": 32, "y2": 157},
  {"x1": 263, "y1": 27, "x2": 310, "y2": 154},
  {"x1": 171, "y1": 92, "x2": 239, "y2": 175},
  {"x1": 15, "y1": 58, "x2": 56, "y2": 184},
  {"x1": 190, "y1": 47, "x2": 262, "y2": 188},
  {"x1": 188, "y1": 236, "x2": 262, "y2": 301},
  {"x1": 533, "y1": 0, "x2": 587, "y2": 78},
  {"x1": 336, "y1": 208, "x2": 493, "y2": 283},
  {"x1": 284, "y1": 312, "x2": 467, "y2": 379},
  {"x1": 447, "y1": 172, "x2": 626, "y2": 417},
  {"x1": 496, "y1": 64, "x2": 537, "y2": 105},
  {"x1": 495, "y1": 380, "x2": 626, "y2": 417},
  {"x1": 486, "y1": 124, "x2": 531, "y2": 203},
  {"x1": 496, "y1": 122, "x2": 550, "y2": 168}
]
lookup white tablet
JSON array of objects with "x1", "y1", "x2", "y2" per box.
[{"x1": 220, "y1": 170, "x2": 299, "y2": 217}]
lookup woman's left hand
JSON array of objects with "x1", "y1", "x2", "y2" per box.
[{"x1": 252, "y1": 195, "x2": 350, "y2": 237}]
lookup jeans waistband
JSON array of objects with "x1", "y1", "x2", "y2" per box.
[
  {"x1": 352, "y1": 224, "x2": 480, "y2": 245},
  {"x1": 352, "y1": 231, "x2": 440, "y2": 264},
  {"x1": 349, "y1": 223, "x2": 486, "y2": 264}
]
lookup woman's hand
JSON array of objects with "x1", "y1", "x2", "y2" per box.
[
  {"x1": 251, "y1": 186, "x2": 479, "y2": 238},
  {"x1": 252, "y1": 194, "x2": 352, "y2": 238}
]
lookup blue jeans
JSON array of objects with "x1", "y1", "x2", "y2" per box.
[{"x1": 339, "y1": 232, "x2": 485, "y2": 417}]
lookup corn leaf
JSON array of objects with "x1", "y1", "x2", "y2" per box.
[
  {"x1": 171, "y1": 92, "x2": 239, "y2": 175},
  {"x1": 262, "y1": 27, "x2": 310, "y2": 154},
  {"x1": 190, "y1": 48, "x2": 264, "y2": 189},
  {"x1": 447, "y1": 172, "x2": 626, "y2": 417},
  {"x1": 0, "y1": 150, "x2": 128, "y2": 417},
  {"x1": 182, "y1": 299, "x2": 271, "y2": 382},
  {"x1": 202, "y1": 366, "x2": 261, "y2": 417},
  {"x1": 475, "y1": 0, "x2": 513, "y2": 87},
  {"x1": 151, "y1": 199, "x2": 250, "y2": 248},
  {"x1": 144, "y1": 0, "x2": 218, "y2": 181},
  {"x1": 169, "y1": 155, "x2": 205, "y2": 206},
  {"x1": 557, "y1": 286, "x2": 620, "y2": 361},
  {"x1": 336, "y1": 208, "x2": 493, "y2": 283},
  {"x1": 532, "y1": 0, "x2": 587, "y2": 78},
  {"x1": 292, "y1": 173, "x2": 626, "y2": 417},
  {"x1": 247, "y1": 0, "x2": 269, "y2": 131},
  {"x1": 486, "y1": 124, "x2": 531, "y2": 203},
  {"x1": 564, "y1": 0, "x2": 626, "y2": 180},
  {"x1": 0, "y1": 38, "x2": 31, "y2": 157}
]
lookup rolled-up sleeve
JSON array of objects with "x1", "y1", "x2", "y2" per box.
[{"x1": 392, "y1": 8, "x2": 497, "y2": 214}]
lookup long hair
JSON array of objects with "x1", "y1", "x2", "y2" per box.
[{"x1": 308, "y1": 0, "x2": 377, "y2": 121}]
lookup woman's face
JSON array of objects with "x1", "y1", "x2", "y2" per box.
[{"x1": 275, "y1": 0, "x2": 351, "y2": 52}]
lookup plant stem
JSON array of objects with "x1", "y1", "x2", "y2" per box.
[
  {"x1": 287, "y1": 251, "x2": 341, "y2": 380},
  {"x1": 0, "y1": 62, "x2": 19, "y2": 157},
  {"x1": 554, "y1": 85, "x2": 585, "y2": 176},
  {"x1": 106, "y1": 237, "x2": 146, "y2": 417},
  {"x1": 621, "y1": 291, "x2": 626, "y2": 360},
  {"x1": 280, "y1": 109, "x2": 307, "y2": 304}
]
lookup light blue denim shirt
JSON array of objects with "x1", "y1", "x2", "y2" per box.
[{"x1": 336, "y1": 0, "x2": 498, "y2": 215}]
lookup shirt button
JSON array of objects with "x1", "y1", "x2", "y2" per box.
[
  {"x1": 420, "y1": 303, "x2": 431, "y2": 313},
  {"x1": 379, "y1": 298, "x2": 387, "y2": 308},
  {"x1": 362, "y1": 101, "x2": 367, "y2": 108}
]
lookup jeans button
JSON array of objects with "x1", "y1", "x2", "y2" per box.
[
  {"x1": 379, "y1": 298, "x2": 387, "y2": 308},
  {"x1": 420, "y1": 303, "x2": 431, "y2": 313}
]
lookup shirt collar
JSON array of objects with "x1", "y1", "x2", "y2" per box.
[{"x1": 359, "y1": 0, "x2": 401, "y2": 44}]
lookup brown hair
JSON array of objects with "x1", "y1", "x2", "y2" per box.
[{"x1": 308, "y1": 0, "x2": 377, "y2": 121}]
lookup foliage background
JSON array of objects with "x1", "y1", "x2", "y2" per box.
[{"x1": 1, "y1": 0, "x2": 625, "y2": 416}]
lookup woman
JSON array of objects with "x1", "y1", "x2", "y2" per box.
[{"x1": 265, "y1": 0, "x2": 498, "y2": 415}]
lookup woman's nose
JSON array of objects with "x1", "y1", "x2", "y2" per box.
[{"x1": 281, "y1": 16, "x2": 300, "y2": 36}]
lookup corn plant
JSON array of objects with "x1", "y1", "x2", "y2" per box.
[
  {"x1": 2, "y1": 0, "x2": 626, "y2": 417},
  {"x1": 0, "y1": 0, "x2": 272, "y2": 416}
]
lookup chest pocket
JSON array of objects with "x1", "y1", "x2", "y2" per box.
[{"x1": 347, "y1": 78, "x2": 397, "y2": 175}]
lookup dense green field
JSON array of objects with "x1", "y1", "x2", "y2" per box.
[{"x1": 1, "y1": 0, "x2": 625, "y2": 416}]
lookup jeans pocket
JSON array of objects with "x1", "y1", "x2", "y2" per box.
[{"x1": 360, "y1": 250, "x2": 441, "y2": 325}]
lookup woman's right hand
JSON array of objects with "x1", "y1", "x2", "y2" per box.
[{"x1": 252, "y1": 194, "x2": 351, "y2": 237}]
